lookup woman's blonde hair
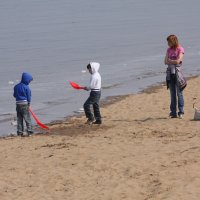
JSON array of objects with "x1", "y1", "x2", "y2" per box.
[{"x1": 167, "y1": 35, "x2": 179, "y2": 49}]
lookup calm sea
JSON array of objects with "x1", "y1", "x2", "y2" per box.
[{"x1": 1, "y1": 0, "x2": 200, "y2": 136}]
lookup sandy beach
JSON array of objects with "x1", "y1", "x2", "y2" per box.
[{"x1": 1, "y1": 76, "x2": 200, "y2": 200}]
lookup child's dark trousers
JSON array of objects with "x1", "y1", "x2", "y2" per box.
[{"x1": 84, "y1": 91, "x2": 101, "y2": 122}]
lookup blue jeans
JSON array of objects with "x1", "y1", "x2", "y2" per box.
[
  {"x1": 169, "y1": 76, "x2": 184, "y2": 116},
  {"x1": 16, "y1": 104, "x2": 32, "y2": 134},
  {"x1": 84, "y1": 91, "x2": 101, "y2": 122}
]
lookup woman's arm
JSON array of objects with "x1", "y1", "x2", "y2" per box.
[
  {"x1": 167, "y1": 52, "x2": 184, "y2": 65},
  {"x1": 164, "y1": 53, "x2": 169, "y2": 65}
]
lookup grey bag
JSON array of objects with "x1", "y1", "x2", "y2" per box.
[
  {"x1": 194, "y1": 108, "x2": 200, "y2": 120},
  {"x1": 193, "y1": 99, "x2": 200, "y2": 120}
]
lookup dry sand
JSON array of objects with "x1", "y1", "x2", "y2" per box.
[{"x1": 1, "y1": 76, "x2": 200, "y2": 200}]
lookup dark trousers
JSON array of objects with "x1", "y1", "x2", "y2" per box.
[
  {"x1": 16, "y1": 104, "x2": 32, "y2": 134},
  {"x1": 84, "y1": 91, "x2": 101, "y2": 122}
]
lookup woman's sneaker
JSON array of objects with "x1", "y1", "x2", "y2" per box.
[
  {"x1": 170, "y1": 115, "x2": 177, "y2": 118},
  {"x1": 178, "y1": 114, "x2": 184, "y2": 119},
  {"x1": 169, "y1": 112, "x2": 177, "y2": 118}
]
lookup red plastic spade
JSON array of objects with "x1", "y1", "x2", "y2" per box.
[
  {"x1": 29, "y1": 107, "x2": 49, "y2": 130},
  {"x1": 69, "y1": 81, "x2": 85, "y2": 90}
]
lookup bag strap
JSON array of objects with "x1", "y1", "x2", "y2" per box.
[{"x1": 193, "y1": 97, "x2": 197, "y2": 109}]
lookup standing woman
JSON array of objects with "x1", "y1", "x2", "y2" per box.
[{"x1": 164, "y1": 35, "x2": 186, "y2": 119}]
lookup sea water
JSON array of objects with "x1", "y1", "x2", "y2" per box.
[{"x1": 1, "y1": 0, "x2": 200, "y2": 136}]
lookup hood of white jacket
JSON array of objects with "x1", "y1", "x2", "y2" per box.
[
  {"x1": 87, "y1": 62, "x2": 101, "y2": 90},
  {"x1": 90, "y1": 62, "x2": 100, "y2": 74}
]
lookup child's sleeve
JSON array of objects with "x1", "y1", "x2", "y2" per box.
[{"x1": 26, "y1": 87, "x2": 32, "y2": 103}]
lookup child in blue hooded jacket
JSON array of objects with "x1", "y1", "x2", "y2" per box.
[{"x1": 13, "y1": 72, "x2": 33, "y2": 136}]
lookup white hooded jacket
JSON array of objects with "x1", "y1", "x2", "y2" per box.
[{"x1": 88, "y1": 62, "x2": 101, "y2": 90}]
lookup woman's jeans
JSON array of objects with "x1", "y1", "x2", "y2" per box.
[
  {"x1": 169, "y1": 77, "x2": 184, "y2": 116},
  {"x1": 16, "y1": 104, "x2": 32, "y2": 134},
  {"x1": 84, "y1": 91, "x2": 101, "y2": 122}
]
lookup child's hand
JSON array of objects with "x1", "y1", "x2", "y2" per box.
[{"x1": 84, "y1": 87, "x2": 89, "y2": 91}]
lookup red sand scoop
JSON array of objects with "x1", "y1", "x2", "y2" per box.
[
  {"x1": 29, "y1": 107, "x2": 49, "y2": 130},
  {"x1": 69, "y1": 81, "x2": 85, "y2": 90}
]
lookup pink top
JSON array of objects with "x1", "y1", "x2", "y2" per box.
[{"x1": 167, "y1": 46, "x2": 184, "y2": 60}]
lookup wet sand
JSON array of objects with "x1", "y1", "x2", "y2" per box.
[{"x1": 1, "y1": 76, "x2": 200, "y2": 200}]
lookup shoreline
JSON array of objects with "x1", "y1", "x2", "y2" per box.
[{"x1": 1, "y1": 75, "x2": 198, "y2": 138}]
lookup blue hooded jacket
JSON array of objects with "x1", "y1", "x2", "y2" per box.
[{"x1": 13, "y1": 72, "x2": 33, "y2": 104}]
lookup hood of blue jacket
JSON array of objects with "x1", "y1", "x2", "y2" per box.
[{"x1": 21, "y1": 72, "x2": 33, "y2": 85}]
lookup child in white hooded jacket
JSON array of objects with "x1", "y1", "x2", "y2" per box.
[{"x1": 84, "y1": 62, "x2": 102, "y2": 124}]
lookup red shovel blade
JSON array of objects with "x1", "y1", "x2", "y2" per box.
[
  {"x1": 69, "y1": 81, "x2": 84, "y2": 90},
  {"x1": 29, "y1": 107, "x2": 49, "y2": 130}
]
